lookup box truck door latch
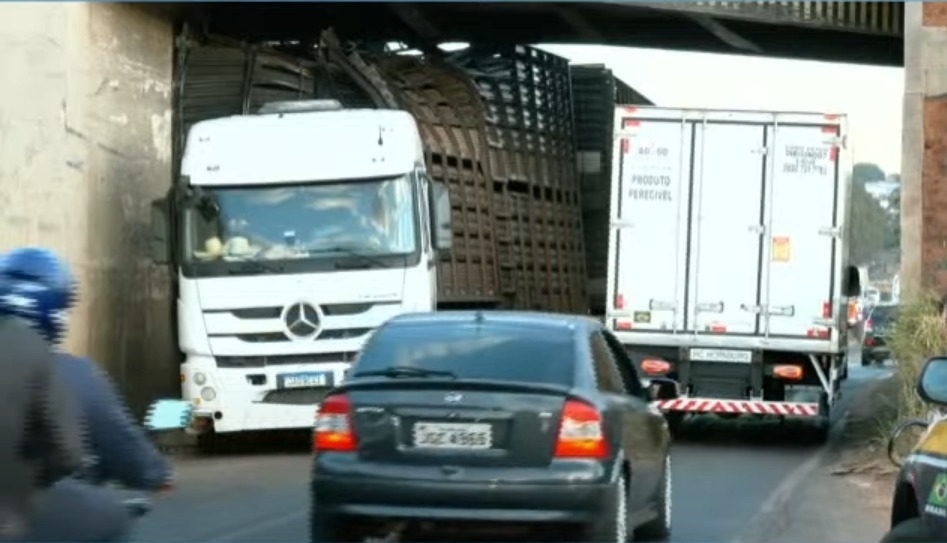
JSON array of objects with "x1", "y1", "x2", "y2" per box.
[
  {"x1": 695, "y1": 301, "x2": 724, "y2": 313},
  {"x1": 818, "y1": 226, "x2": 841, "y2": 238},
  {"x1": 764, "y1": 305, "x2": 796, "y2": 317}
]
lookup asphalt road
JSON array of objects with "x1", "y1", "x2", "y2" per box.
[{"x1": 133, "y1": 354, "x2": 892, "y2": 543}]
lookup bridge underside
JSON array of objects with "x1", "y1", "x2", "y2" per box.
[{"x1": 172, "y1": 2, "x2": 903, "y2": 66}]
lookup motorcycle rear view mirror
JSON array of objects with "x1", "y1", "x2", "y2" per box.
[{"x1": 144, "y1": 399, "x2": 194, "y2": 431}]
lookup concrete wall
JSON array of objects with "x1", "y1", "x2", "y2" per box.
[
  {"x1": 903, "y1": 3, "x2": 946, "y2": 297},
  {"x1": 0, "y1": 3, "x2": 177, "y2": 412}
]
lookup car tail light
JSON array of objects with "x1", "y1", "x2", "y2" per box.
[
  {"x1": 865, "y1": 319, "x2": 873, "y2": 333},
  {"x1": 554, "y1": 399, "x2": 608, "y2": 459},
  {"x1": 641, "y1": 359, "x2": 671, "y2": 375},
  {"x1": 865, "y1": 337, "x2": 875, "y2": 347},
  {"x1": 773, "y1": 365, "x2": 803, "y2": 381},
  {"x1": 313, "y1": 394, "x2": 357, "y2": 453}
]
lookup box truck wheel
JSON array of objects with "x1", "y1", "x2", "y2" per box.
[
  {"x1": 666, "y1": 412, "x2": 685, "y2": 436},
  {"x1": 811, "y1": 392, "x2": 831, "y2": 443}
]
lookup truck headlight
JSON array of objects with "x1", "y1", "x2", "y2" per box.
[
  {"x1": 194, "y1": 372, "x2": 207, "y2": 386},
  {"x1": 200, "y1": 387, "x2": 216, "y2": 401}
]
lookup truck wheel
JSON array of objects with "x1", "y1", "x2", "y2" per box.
[
  {"x1": 666, "y1": 413, "x2": 685, "y2": 437},
  {"x1": 810, "y1": 392, "x2": 831, "y2": 444}
]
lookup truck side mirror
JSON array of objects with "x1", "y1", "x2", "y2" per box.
[
  {"x1": 843, "y1": 265, "x2": 861, "y2": 297},
  {"x1": 430, "y1": 181, "x2": 453, "y2": 252},
  {"x1": 150, "y1": 199, "x2": 170, "y2": 265}
]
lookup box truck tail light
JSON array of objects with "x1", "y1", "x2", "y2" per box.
[
  {"x1": 847, "y1": 300, "x2": 859, "y2": 326},
  {"x1": 822, "y1": 301, "x2": 832, "y2": 319},
  {"x1": 641, "y1": 359, "x2": 670, "y2": 376},
  {"x1": 615, "y1": 294, "x2": 625, "y2": 310},
  {"x1": 773, "y1": 365, "x2": 803, "y2": 381},
  {"x1": 807, "y1": 328, "x2": 830, "y2": 339}
]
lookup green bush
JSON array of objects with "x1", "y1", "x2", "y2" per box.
[{"x1": 887, "y1": 295, "x2": 947, "y2": 423}]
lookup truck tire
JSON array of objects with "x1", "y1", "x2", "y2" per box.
[
  {"x1": 665, "y1": 412, "x2": 685, "y2": 437},
  {"x1": 811, "y1": 392, "x2": 831, "y2": 443}
]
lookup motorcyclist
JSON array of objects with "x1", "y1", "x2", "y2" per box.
[
  {"x1": 0, "y1": 255, "x2": 85, "y2": 541},
  {"x1": 0, "y1": 247, "x2": 173, "y2": 542}
]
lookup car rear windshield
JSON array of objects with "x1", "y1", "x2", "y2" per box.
[
  {"x1": 355, "y1": 323, "x2": 576, "y2": 386},
  {"x1": 871, "y1": 306, "x2": 899, "y2": 326}
]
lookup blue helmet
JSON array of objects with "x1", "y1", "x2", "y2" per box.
[{"x1": 0, "y1": 247, "x2": 77, "y2": 343}]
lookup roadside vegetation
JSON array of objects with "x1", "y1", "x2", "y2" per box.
[{"x1": 886, "y1": 294, "x2": 947, "y2": 429}]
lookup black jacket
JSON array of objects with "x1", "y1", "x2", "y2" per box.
[
  {"x1": 0, "y1": 317, "x2": 84, "y2": 539},
  {"x1": 54, "y1": 353, "x2": 170, "y2": 491}
]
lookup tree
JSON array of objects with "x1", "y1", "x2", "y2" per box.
[
  {"x1": 849, "y1": 174, "x2": 889, "y2": 265},
  {"x1": 853, "y1": 162, "x2": 886, "y2": 184},
  {"x1": 885, "y1": 185, "x2": 900, "y2": 252}
]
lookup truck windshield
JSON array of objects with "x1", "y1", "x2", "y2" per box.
[{"x1": 182, "y1": 175, "x2": 418, "y2": 271}]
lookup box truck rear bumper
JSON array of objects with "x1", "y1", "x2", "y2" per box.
[{"x1": 652, "y1": 397, "x2": 820, "y2": 417}]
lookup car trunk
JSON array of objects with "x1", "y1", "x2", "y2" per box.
[{"x1": 344, "y1": 380, "x2": 570, "y2": 468}]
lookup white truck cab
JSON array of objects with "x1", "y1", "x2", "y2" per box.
[{"x1": 149, "y1": 100, "x2": 452, "y2": 435}]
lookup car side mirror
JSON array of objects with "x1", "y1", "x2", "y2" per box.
[
  {"x1": 150, "y1": 199, "x2": 170, "y2": 265},
  {"x1": 430, "y1": 181, "x2": 453, "y2": 252},
  {"x1": 647, "y1": 378, "x2": 679, "y2": 401},
  {"x1": 918, "y1": 356, "x2": 947, "y2": 406}
]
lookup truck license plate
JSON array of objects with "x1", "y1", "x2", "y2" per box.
[
  {"x1": 412, "y1": 422, "x2": 492, "y2": 449},
  {"x1": 279, "y1": 372, "x2": 333, "y2": 389},
  {"x1": 690, "y1": 348, "x2": 753, "y2": 363}
]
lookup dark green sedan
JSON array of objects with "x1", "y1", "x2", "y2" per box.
[{"x1": 862, "y1": 303, "x2": 900, "y2": 366}]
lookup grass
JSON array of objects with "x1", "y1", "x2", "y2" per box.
[{"x1": 885, "y1": 294, "x2": 947, "y2": 430}]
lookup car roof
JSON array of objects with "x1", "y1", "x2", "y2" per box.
[{"x1": 384, "y1": 310, "x2": 598, "y2": 334}]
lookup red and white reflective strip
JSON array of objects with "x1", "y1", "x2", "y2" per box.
[{"x1": 652, "y1": 397, "x2": 820, "y2": 417}]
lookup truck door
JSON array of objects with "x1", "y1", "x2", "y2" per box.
[
  {"x1": 762, "y1": 124, "x2": 839, "y2": 337},
  {"x1": 686, "y1": 122, "x2": 767, "y2": 335},
  {"x1": 607, "y1": 113, "x2": 693, "y2": 333}
]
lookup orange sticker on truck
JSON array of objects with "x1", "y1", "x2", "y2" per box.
[{"x1": 772, "y1": 236, "x2": 791, "y2": 262}]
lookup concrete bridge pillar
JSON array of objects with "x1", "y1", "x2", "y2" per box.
[
  {"x1": 902, "y1": 3, "x2": 947, "y2": 298},
  {"x1": 0, "y1": 3, "x2": 177, "y2": 411}
]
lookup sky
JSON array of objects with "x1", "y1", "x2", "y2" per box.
[{"x1": 536, "y1": 44, "x2": 905, "y2": 176}]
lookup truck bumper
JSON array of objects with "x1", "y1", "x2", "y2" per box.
[
  {"x1": 652, "y1": 397, "x2": 820, "y2": 417},
  {"x1": 194, "y1": 403, "x2": 318, "y2": 433}
]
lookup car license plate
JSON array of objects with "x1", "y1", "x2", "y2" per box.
[
  {"x1": 279, "y1": 372, "x2": 333, "y2": 389},
  {"x1": 412, "y1": 422, "x2": 492, "y2": 449},
  {"x1": 690, "y1": 348, "x2": 753, "y2": 363}
]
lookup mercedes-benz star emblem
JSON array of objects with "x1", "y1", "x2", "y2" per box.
[
  {"x1": 281, "y1": 302, "x2": 321, "y2": 341},
  {"x1": 444, "y1": 392, "x2": 463, "y2": 403}
]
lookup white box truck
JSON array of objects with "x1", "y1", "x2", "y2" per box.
[
  {"x1": 148, "y1": 100, "x2": 453, "y2": 442},
  {"x1": 604, "y1": 106, "x2": 861, "y2": 440}
]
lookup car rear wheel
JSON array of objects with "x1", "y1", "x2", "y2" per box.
[
  {"x1": 635, "y1": 455, "x2": 672, "y2": 541},
  {"x1": 581, "y1": 473, "x2": 629, "y2": 543}
]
